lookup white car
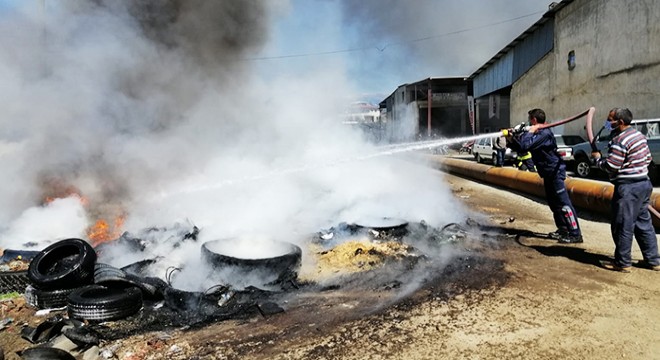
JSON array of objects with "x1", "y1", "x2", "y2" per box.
[{"x1": 472, "y1": 137, "x2": 517, "y2": 165}]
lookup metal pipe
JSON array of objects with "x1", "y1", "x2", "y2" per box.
[{"x1": 433, "y1": 157, "x2": 660, "y2": 228}]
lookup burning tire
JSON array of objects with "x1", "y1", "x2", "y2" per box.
[
  {"x1": 67, "y1": 285, "x2": 142, "y2": 322},
  {"x1": 201, "y1": 239, "x2": 302, "y2": 285},
  {"x1": 27, "y1": 239, "x2": 96, "y2": 291}
]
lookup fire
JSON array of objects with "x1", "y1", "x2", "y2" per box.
[
  {"x1": 39, "y1": 177, "x2": 127, "y2": 246},
  {"x1": 87, "y1": 215, "x2": 125, "y2": 246},
  {"x1": 44, "y1": 193, "x2": 89, "y2": 207}
]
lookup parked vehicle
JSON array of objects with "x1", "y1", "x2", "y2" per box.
[
  {"x1": 555, "y1": 134, "x2": 586, "y2": 164},
  {"x1": 472, "y1": 136, "x2": 517, "y2": 165},
  {"x1": 571, "y1": 118, "x2": 660, "y2": 183},
  {"x1": 459, "y1": 140, "x2": 474, "y2": 155}
]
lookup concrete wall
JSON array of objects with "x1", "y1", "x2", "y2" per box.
[{"x1": 511, "y1": 0, "x2": 660, "y2": 138}]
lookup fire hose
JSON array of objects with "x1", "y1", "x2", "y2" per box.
[
  {"x1": 501, "y1": 107, "x2": 596, "y2": 137},
  {"x1": 501, "y1": 106, "x2": 660, "y2": 220},
  {"x1": 583, "y1": 109, "x2": 660, "y2": 220}
]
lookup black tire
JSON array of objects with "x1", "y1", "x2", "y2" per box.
[
  {"x1": 94, "y1": 263, "x2": 164, "y2": 301},
  {"x1": 67, "y1": 285, "x2": 142, "y2": 322},
  {"x1": 201, "y1": 240, "x2": 302, "y2": 285},
  {"x1": 475, "y1": 153, "x2": 482, "y2": 163},
  {"x1": 574, "y1": 156, "x2": 592, "y2": 178},
  {"x1": 27, "y1": 239, "x2": 96, "y2": 291},
  {"x1": 0, "y1": 271, "x2": 30, "y2": 294},
  {"x1": 19, "y1": 347, "x2": 76, "y2": 360},
  {"x1": 25, "y1": 285, "x2": 76, "y2": 309},
  {"x1": 491, "y1": 153, "x2": 497, "y2": 165}
]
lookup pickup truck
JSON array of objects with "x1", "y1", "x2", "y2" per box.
[{"x1": 571, "y1": 118, "x2": 660, "y2": 184}]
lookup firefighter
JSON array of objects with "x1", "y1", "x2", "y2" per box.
[
  {"x1": 506, "y1": 108, "x2": 582, "y2": 244},
  {"x1": 515, "y1": 151, "x2": 536, "y2": 172}
]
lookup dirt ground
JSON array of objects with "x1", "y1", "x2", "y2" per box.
[{"x1": 2, "y1": 166, "x2": 660, "y2": 359}]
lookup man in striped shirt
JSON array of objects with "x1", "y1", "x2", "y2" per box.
[{"x1": 592, "y1": 108, "x2": 660, "y2": 272}]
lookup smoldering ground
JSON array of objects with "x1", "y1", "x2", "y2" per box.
[{"x1": 0, "y1": 0, "x2": 471, "y2": 293}]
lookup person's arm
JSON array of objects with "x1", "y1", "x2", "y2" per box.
[
  {"x1": 516, "y1": 130, "x2": 549, "y2": 153},
  {"x1": 594, "y1": 140, "x2": 626, "y2": 174}
]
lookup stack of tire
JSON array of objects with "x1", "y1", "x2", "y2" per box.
[{"x1": 25, "y1": 238, "x2": 144, "y2": 322}]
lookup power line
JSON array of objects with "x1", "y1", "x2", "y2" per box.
[{"x1": 244, "y1": 10, "x2": 545, "y2": 61}]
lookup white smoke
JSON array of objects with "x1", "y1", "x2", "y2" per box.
[{"x1": 0, "y1": 1, "x2": 469, "y2": 291}]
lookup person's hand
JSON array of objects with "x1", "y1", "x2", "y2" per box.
[
  {"x1": 591, "y1": 151, "x2": 601, "y2": 159},
  {"x1": 527, "y1": 125, "x2": 540, "y2": 133}
]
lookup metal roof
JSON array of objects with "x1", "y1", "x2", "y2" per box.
[{"x1": 467, "y1": 0, "x2": 574, "y2": 80}]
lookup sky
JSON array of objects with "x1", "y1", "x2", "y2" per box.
[
  {"x1": 0, "y1": 0, "x2": 553, "y2": 290},
  {"x1": 0, "y1": 0, "x2": 553, "y2": 102},
  {"x1": 258, "y1": 0, "x2": 553, "y2": 102}
]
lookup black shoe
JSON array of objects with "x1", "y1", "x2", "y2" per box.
[
  {"x1": 548, "y1": 229, "x2": 568, "y2": 240},
  {"x1": 558, "y1": 234, "x2": 583, "y2": 244}
]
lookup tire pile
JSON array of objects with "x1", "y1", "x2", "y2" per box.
[{"x1": 24, "y1": 238, "x2": 145, "y2": 322}]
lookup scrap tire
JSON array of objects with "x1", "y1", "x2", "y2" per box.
[
  {"x1": 19, "y1": 347, "x2": 76, "y2": 360},
  {"x1": 27, "y1": 239, "x2": 96, "y2": 291},
  {"x1": 25, "y1": 285, "x2": 76, "y2": 309},
  {"x1": 201, "y1": 240, "x2": 302, "y2": 284},
  {"x1": 93, "y1": 263, "x2": 165, "y2": 300},
  {"x1": 67, "y1": 285, "x2": 142, "y2": 322}
]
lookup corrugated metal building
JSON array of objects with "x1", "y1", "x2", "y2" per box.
[
  {"x1": 471, "y1": 0, "x2": 660, "y2": 137},
  {"x1": 469, "y1": 2, "x2": 563, "y2": 133}
]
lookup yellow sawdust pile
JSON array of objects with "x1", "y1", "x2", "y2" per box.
[{"x1": 299, "y1": 238, "x2": 413, "y2": 281}]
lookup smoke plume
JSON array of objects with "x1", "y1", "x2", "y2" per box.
[{"x1": 0, "y1": 0, "x2": 469, "y2": 290}]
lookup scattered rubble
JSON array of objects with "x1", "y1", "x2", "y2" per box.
[{"x1": 0, "y1": 218, "x2": 480, "y2": 358}]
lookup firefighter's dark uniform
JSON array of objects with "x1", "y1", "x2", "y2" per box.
[
  {"x1": 509, "y1": 128, "x2": 581, "y2": 237},
  {"x1": 516, "y1": 151, "x2": 535, "y2": 172}
]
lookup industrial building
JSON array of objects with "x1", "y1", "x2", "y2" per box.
[
  {"x1": 378, "y1": 77, "x2": 471, "y2": 142},
  {"x1": 380, "y1": 0, "x2": 660, "y2": 141},
  {"x1": 471, "y1": 0, "x2": 660, "y2": 137}
]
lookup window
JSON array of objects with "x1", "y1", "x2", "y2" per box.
[{"x1": 567, "y1": 50, "x2": 576, "y2": 70}]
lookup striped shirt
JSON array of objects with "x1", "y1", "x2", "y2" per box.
[{"x1": 596, "y1": 127, "x2": 652, "y2": 183}]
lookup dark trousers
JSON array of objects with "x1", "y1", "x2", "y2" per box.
[
  {"x1": 518, "y1": 158, "x2": 535, "y2": 172},
  {"x1": 543, "y1": 172, "x2": 581, "y2": 236},
  {"x1": 611, "y1": 180, "x2": 660, "y2": 267},
  {"x1": 495, "y1": 149, "x2": 505, "y2": 166}
]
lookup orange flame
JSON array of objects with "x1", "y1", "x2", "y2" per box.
[
  {"x1": 87, "y1": 215, "x2": 125, "y2": 246},
  {"x1": 44, "y1": 193, "x2": 89, "y2": 207}
]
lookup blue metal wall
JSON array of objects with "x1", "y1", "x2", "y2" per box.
[
  {"x1": 473, "y1": 20, "x2": 554, "y2": 98},
  {"x1": 473, "y1": 52, "x2": 514, "y2": 98},
  {"x1": 512, "y1": 21, "x2": 554, "y2": 81}
]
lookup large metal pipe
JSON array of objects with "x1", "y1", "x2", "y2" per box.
[{"x1": 432, "y1": 157, "x2": 660, "y2": 227}]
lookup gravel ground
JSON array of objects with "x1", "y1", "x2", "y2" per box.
[{"x1": 1, "y1": 166, "x2": 659, "y2": 360}]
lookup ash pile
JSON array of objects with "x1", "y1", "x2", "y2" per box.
[
  {"x1": 301, "y1": 218, "x2": 470, "y2": 291},
  {"x1": 0, "y1": 218, "x2": 477, "y2": 359}
]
